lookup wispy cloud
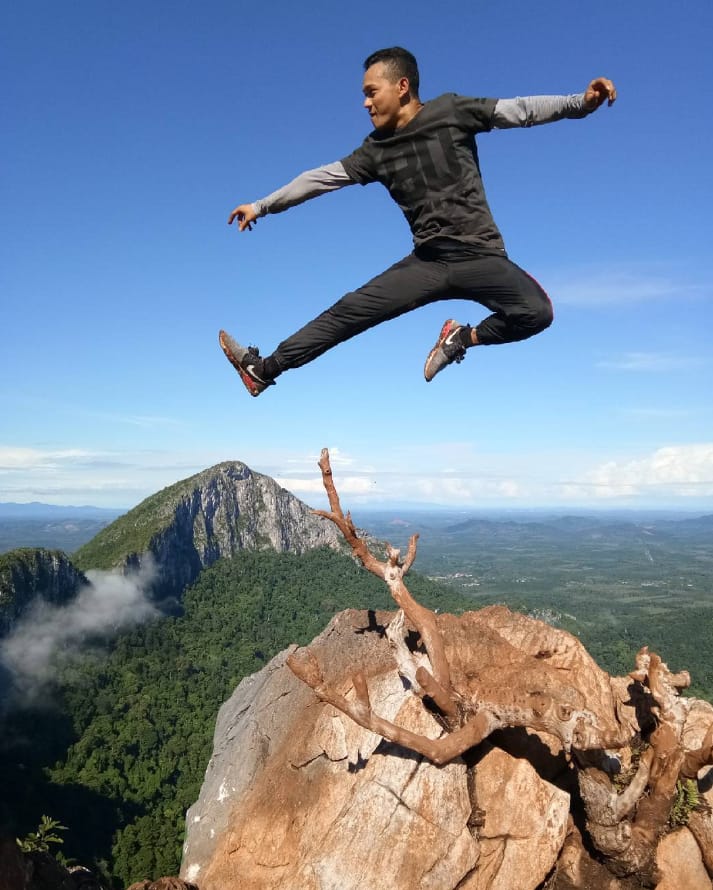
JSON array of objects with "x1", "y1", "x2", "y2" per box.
[
  {"x1": 3, "y1": 441, "x2": 713, "y2": 512},
  {"x1": 548, "y1": 268, "x2": 706, "y2": 307},
  {"x1": 85, "y1": 412, "x2": 183, "y2": 428},
  {"x1": 283, "y1": 446, "x2": 364, "y2": 471},
  {"x1": 275, "y1": 442, "x2": 550, "y2": 507},
  {"x1": 0, "y1": 445, "x2": 219, "y2": 507},
  {"x1": 620, "y1": 407, "x2": 693, "y2": 420},
  {"x1": 596, "y1": 352, "x2": 708, "y2": 372},
  {"x1": 279, "y1": 443, "x2": 713, "y2": 508},
  {"x1": 0, "y1": 559, "x2": 158, "y2": 702},
  {"x1": 0, "y1": 447, "x2": 94, "y2": 471},
  {"x1": 276, "y1": 472, "x2": 525, "y2": 508},
  {"x1": 0, "y1": 392, "x2": 181, "y2": 430}
]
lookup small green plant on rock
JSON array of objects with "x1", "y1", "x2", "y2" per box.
[
  {"x1": 16, "y1": 815, "x2": 68, "y2": 854},
  {"x1": 669, "y1": 779, "x2": 701, "y2": 827}
]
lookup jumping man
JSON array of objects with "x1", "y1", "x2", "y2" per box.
[{"x1": 220, "y1": 47, "x2": 616, "y2": 396}]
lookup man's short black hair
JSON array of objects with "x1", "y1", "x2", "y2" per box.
[{"x1": 364, "y1": 47, "x2": 420, "y2": 96}]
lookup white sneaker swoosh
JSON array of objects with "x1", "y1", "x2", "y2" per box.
[{"x1": 245, "y1": 363, "x2": 267, "y2": 383}]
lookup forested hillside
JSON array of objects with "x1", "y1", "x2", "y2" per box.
[
  {"x1": 360, "y1": 510, "x2": 713, "y2": 699},
  {"x1": 1, "y1": 547, "x2": 469, "y2": 887}
]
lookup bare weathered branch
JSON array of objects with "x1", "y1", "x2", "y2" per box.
[
  {"x1": 311, "y1": 448, "x2": 453, "y2": 698},
  {"x1": 402, "y1": 534, "x2": 419, "y2": 574}
]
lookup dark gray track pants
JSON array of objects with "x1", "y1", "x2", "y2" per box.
[{"x1": 271, "y1": 247, "x2": 553, "y2": 372}]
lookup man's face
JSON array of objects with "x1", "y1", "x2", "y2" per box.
[{"x1": 362, "y1": 62, "x2": 405, "y2": 131}]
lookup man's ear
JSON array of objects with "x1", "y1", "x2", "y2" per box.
[{"x1": 398, "y1": 76, "x2": 411, "y2": 100}]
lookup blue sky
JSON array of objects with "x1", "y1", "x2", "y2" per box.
[{"x1": 2, "y1": 0, "x2": 712, "y2": 512}]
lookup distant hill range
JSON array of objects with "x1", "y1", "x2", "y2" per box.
[
  {"x1": 356, "y1": 509, "x2": 713, "y2": 554},
  {"x1": 0, "y1": 502, "x2": 121, "y2": 520},
  {"x1": 0, "y1": 502, "x2": 123, "y2": 556}
]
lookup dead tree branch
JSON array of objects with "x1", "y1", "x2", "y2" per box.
[{"x1": 311, "y1": 447, "x2": 453, "y2": 701}]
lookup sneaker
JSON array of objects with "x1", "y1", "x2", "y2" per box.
[
  {"x1": 423, "y1": 319, "x2": 469, "y2": 382},
  {"x1": 218, "y1": 330, "x2": 276, "y2": 397}
]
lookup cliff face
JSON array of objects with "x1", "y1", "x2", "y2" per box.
[
  {"x1": 0, "y1": 549, "x2": 86, "y2": 638},
  {"x1": 74, "y1": 462, "x2": 343, "y2": 602},
  {"x1": 182, "y1": 607, "x2": 713, "y2": 890}
]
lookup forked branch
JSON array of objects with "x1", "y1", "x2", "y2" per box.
[{"x1": 311, "y1": 447, "x2": 453, "y2": 697}]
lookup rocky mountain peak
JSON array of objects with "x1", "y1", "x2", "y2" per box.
[{"x1": 73, "y1": 461, "x2": 343, "y2": 603}]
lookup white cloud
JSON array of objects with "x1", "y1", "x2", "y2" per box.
[
  {"x1": 276, "y1": 443, "x2": 713, "y2": 509},
  {"x1": 276, "y1": 457, "x2": 526, "y2": 507},
  {"x1": 397, "y1": 475, "x2": 523, "y2": 501},
  {"x1": 621, "y1": 407, "x2": 692, "y2": 419},
  {"x1": 283, "y1": 446, "x2": 365, "y2": 471},
  {"x1": 0, "y1": 447, "x2": 94, "y2": 470},
  {"x1": 597, "y1": 352, "x2": 707, "y2": 372},
  {"x1": 3, "y1": 440, "x2": 713, "y2": 513},
  {"x1": 274, "y1": 475, "x2": 376, "y2": 496},
  {"x1": 565, "y1": 444, "x2": 713, "y2": 499},
  {"x1": 0, "y1": 445, "x2": 221, "y2": 507},
  {"x1": 0, "y1": 559, "x2": 158, "y2": 700},
  {"x1": 548, "y1": 268, "x2": 704, "y2": 307},
  {"x1": 85, "y1": 412, "x2": 182, "y2": 428}
]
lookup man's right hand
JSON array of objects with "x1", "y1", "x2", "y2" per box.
[{"x1": 228, "y1": 203, "x2": 258, "y2": 232}]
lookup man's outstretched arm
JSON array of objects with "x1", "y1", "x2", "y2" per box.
[
  {"x1": 492, "y1": 77, "x2": 617, "y2": 128},
  {"x1": 228, "y1": 161, "x2": 356, "y2": 232}
]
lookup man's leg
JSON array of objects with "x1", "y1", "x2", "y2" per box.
[
  {"x1": 450, "y1": 254, "x2": 553, "y2": 345},
  {"x1": 270, "y1": 252, "x2": 449, "y2": 372},
  {"x1": 423, "y1": 253, "x2": 553, "y2": 381}
]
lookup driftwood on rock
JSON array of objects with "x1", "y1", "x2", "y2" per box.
[{"x1": 286, "y1": 448, "x2": 713, "y2": 885}]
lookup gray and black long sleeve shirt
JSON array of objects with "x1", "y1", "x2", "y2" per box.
[{"x1": 251, "y1": 93, "x2": 593, "y2": 251}]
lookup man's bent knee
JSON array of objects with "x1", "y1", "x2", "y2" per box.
[
  {"x1": 532, "y1": 298, "x2": 554, "y2": 334},
  {"x1": 511, "y1": 298, "x2": 553, "y2": 340}
]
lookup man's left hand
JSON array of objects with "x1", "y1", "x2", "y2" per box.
[{"x1": 584, "y1": 77, "x2": 617, "y2": 110}]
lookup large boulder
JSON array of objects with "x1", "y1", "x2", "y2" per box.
[
  {"x1": 182, "y1": 606, "x2": 713, "y2": 889},
  {"x1": 183, "y1": 610, "x2": 576, "y2": 889}
]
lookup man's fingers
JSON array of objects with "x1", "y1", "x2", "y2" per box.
[
  {"x1": 599, "y1": 78, "x2": 616, "y2": 104},
  {"x1": 228, "y1": 204, "x2": 257, "y2": 231},
  {"x1": 586, "y1": 78, "x2": 617, "y2": 110},
  {"x1": 596, "y1": 78, "x2": 617, "y2": 106}
]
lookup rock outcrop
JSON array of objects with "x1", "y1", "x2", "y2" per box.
[
  {"x1": 0, "y1": 549, "x2": 86, "y2": 638},
  {"x1": 73, "y1": 462, "x2": 343, "y2": 602},
  {"x1": 182, "y1": 606, "x2": 713, "y2": 890},
  {"x1": 182, "y1": 451, "x2": 713, "y2": 890}
]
